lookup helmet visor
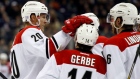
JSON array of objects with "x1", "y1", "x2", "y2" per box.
[
  {"x1": 46, "y1": 13, "x2": 50, "y2": 23},
  {"x1": 106, "y1": 13, "x2": 115, "y2": 23}
]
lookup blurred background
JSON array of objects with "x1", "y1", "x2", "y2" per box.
[{"x1": 0, "y1": 0, "x2": 140, "y2": 78}]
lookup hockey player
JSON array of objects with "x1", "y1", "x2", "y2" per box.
[
  {"x1": 0, "y1": 53, "x2": 11, "y2": 78},
  {"x1": 9, "y1": 1, "x2": 92, "y2": 79},
  {"x1": 103, "y1": 3, "x2": 140, "y2": 79},
  {"x1": 82, "y1": 13, "x2": 108, "y2": 57},
  {"x1": 36, "y1": 23, "x2": 106, "y2": 79}
]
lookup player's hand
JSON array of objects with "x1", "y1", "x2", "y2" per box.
[{"x1": 62, "y1": 15, "x2": 93, "y2": 36}]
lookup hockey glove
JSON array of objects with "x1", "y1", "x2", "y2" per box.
[{"x1": 62, "y1": 15, "x2": 93, "y2": 36}]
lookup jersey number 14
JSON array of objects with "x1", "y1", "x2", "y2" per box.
[{"x1": 68, "y1": 68, "x2": 92, "y2": 79}]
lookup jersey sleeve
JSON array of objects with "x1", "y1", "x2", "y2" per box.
[
  {"x1": 36, "y1": 54, "x2": 60, "y2": 79},
  {"x1": 48, "y1": 30, "x2": 72, "y2": 57},
  {"x1": 103, "y1": 45, "x2": 127, "y2": 79},
  {"x1": 22, "y1": 29, "x2": 71, "y2": 59},
  {"x1": 91, "y1": 43, "x2": 104, "y2": 57}
]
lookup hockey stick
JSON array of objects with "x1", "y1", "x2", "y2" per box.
[
  {"x1": 127, "y1": 44, "x2": 140, "y2": 79},
  {"x1": 0, "y1": 72, "x2": 7, "y2": 79}
]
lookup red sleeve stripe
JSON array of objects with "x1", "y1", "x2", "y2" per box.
[
  {"x1": 45, "y1": 38, "x2": 50, "y2": 58},
  {"x1": 48, "y1": 38, "x2": 57, "y2": 57},
  {"x1": 51, "y1": 36, "x2": 59, "y2": 49}
]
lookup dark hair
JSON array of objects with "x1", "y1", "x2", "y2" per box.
[
  {"x1": 122, "y1": 25, "x2": 133, "y2": 30},
  {"x1": 75, "y1": 43, "x2": 92, "y2": 53}
]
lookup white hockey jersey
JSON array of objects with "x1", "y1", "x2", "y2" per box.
[
  {"x1": 10, "y1": 26, "x2": 71, "y2": 79},
  {"x1": 36, "y1": 50, "x2": 106, "y2": 79},
  {"x1": 92, "y1": 36, "x2": 108, "y2": 57},
  {"x1": 103, "y1": 31, "x2": 140, "y2": 79}
]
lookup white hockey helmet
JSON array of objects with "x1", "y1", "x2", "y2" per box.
[
  {"x1": 82, "y1": 13, "x2": 100, "y2": 30},
  {"x1": 0, "y1": 53, "x2": 8, "y2": 60},
  {"x1": 21, "y1": 1, "x2": 50, "y2": 26},
  {"x1": 106, "y1": 3, "x2": 138, "y2": 29},
  {"x1": 75, "y1": 24, "x2": 99, "y2": 46}
]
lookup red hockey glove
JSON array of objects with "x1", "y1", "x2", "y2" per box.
[{"x1": 62, "y1": 15, "x2": 93, "y2": 36}]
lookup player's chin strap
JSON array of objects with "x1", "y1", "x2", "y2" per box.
[
  {"x1": 127, "y1": 44, "x2": 140, "y2": 79},
  {"x1": 115, "y1": 28, "x2": 119, "y2": 34},
  {"x1": 29, "y1": 21, "x2": 40, "y2": 27},
  {"x1": 113, "y1": 22, "x2": 123, "y2": 34}
]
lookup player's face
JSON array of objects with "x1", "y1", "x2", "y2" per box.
[
  {"x1": 110, "y1": 17, "x2": 122, "y2": 34},
  {"x1": 110, "y1": 23, "x2": 116, "y2": 34},
  {"x1": 39, "y1": 13, "x2": 48, "y2": 31}
]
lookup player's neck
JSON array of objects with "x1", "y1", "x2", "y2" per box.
[
  {"x1": 24, "y1": 23, "x2": 36, "y2": 27},
  {"x1": 117, "y1": 28, "x2": 123, "y2": 34},
  {"x1": 75, "y1": 48, "x2": 92, "y2": 54}
]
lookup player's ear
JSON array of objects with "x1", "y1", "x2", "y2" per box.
[
  {"x1": 30, "y1": 13, "x2": 37, "y2": 22},
  {"x1": 115, "y1": 17, "x2": 123, "y2": 28}
]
